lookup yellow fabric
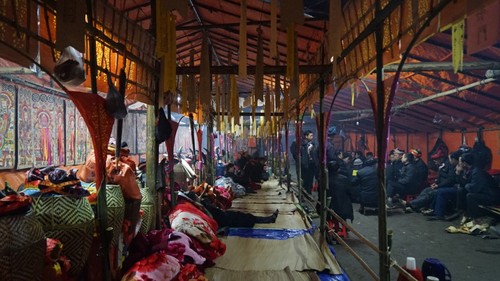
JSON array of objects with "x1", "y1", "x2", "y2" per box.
[
  {"x1": 181, "y1": 74, "x2": 188, "y2": 113},
  {"x1": 239, "y1": 0, "x2": 247, "y2": 78},
  {"x1": 351, "y1": 83, "x2": 355, "y2": 106},
  {"x1": 286, "y1": 24, "x2": 295, "y2": 80},
  {"x1": 452, "y1": 18, "x2": 465, "y2": 73},
  {"x1": 215, "y1": 75, "x2": 221, "y2": 132},
  {"x1": 270, "y1": 0, "x2": 278, "y2": 58},
  {"x1": 255, "y1": 28, "x2": 264, "y2": 101},
  {"x1": 199, "y1": 36, "x2": 211, "y2": 107}
]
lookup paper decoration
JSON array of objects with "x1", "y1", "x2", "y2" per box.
[
  {"x1": 181, "y1": 75, "x2": 188, "y2": 113},
  {"x1": 286, "y1": 24, "x2": 296, "y2": 80},
  {"x1": 239, "y1": 0, "x2": 248, "y2": 78},
  {"x1": 270, "y1": 0, "x2": 278, "y2": 58},
  {"x1": 467, "y1": 1, "x2": 500, "y2": 54},
  {"x1": 280, "y1": 0, "x2": 304, "y2": 29},
  {"x1": 452, "y1": 18, "x2": 465, "y2": 73},
  {"x1": 56, "y1": 0, "x2": 86, "y2": 52},
  {"x1": 199, "y1": 36, "x2": 211, "y2": 106},
  {"x1": 215, "y1": 75, "x2": 221, "y2": 132},
  {"x1": 255, "y1": 27, "x2": 264, "y2": 101},
  {"x1": 187, "y1": 50, "x2": 196, "y2": 112}
]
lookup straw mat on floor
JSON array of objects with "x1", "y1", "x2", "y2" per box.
[{"x1": 205, "y1": 267, "x2": 321, "y2": 281}]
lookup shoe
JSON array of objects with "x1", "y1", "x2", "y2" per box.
[
  {"x1": 426, "y1": 216, "x2": 445, "y2": 221},
  {"x1": 404, "y1": 207, "x2": 414, "y2": 213},
  {"x1": 421, "y1": 209, "x2": 434, "y2": 216},
  {"x1": 445, "y1": 211, "x2": 463, "y2": 221}
]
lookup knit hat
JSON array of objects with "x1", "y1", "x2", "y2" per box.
[
  {"x1": 460, "y1": 153, "x2": 475, "y2": 166},
  {"x1": 410, "y1": 149, "x2": 422, "y2": 158},
  {"x1": 353, "y1": 159, "x2": 363, "y2": 166},
  {"x1": 327, "y1": 126, "x2": 337, "y2": 136},
  {"x1": 394, "y1": 148, "x2": 405, "y2": 155},
  {"x1": 449, "y1": 150, "x2": 463, "y2": 160}
]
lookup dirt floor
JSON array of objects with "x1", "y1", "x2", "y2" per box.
[
  {"x1": 331, "y1": 205, "x2": 500, "y2": 281},
  {"x1": 285, "y1": 165, "x2": 500, "y2": 281}
]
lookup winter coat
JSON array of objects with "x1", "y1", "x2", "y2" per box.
[
  {"x1": 352, "y1": 165, "x2": 378, "y2": 208},
  {"x1": 328, "y1": 173, "x2": 354, "y2": 221}
]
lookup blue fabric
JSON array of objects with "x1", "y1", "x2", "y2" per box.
[
  {"x1": 317, "y1": 245, "x2": 350, "y2": 281},
  {"x1": 227, "y1": 225, "x2": 315, "y2": 240}
]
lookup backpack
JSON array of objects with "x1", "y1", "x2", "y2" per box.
[{"x1": 421, "y1": 258, "x2": 451, "y2": 281}]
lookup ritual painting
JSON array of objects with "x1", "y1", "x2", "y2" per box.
[
  {"x1": 136, "y1": 112, "x2": 147, "y2": 154},
  {"x1": 65, "y1": 101, "x2": 76, "y2": 165},
  {"x1": 74, "y1": 111, "x2": 90, "y2": 164},
  {"x1": 0, "y1": 82, "x2": 16, "y2": 169},
  {"x1": 17, "y1": 86, "x2": 34, "y2": 169}
]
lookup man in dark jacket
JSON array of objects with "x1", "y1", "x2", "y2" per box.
[
  {"x1": 300, "y1": 130, "x2": 318, "y2": 194},
  {"x1": 327, "y1": 161, "x2": 354, "y2": 222},
  {"x1": 387, "y1": 152, "x2": 418, "y2": 208},
  {"x1": 411, "y1": 148, "x2": 429, "y2": 193},
  {"x1": 351, "y1": 158, "x2": 378, "y2": 210},
  {"x1": 406, "y1": 151, "x2": 459, "y2": 212}
]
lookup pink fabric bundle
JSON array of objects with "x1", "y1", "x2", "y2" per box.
[{"x1": 121, "y1": 252, "x2": 180, "y2": 281}]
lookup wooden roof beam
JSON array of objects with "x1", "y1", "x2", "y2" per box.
[{"x1": 177, "y1": 64, "x2": 331, "y2": 75}]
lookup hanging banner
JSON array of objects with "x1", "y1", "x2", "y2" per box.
[
  {"x1": 56, "y1": 0, "x2": 86, "y2": 52},
  {"x1": 239, "y1": 0, "x2": 248, "y2": 78},
  {"x1": 452, "y1": 18, "x2": 465, "y2": 73},
  {"x1": 466, "y1": 1, "x2": 500, "y2": 54},
  {"x1": 199, "y1": 36, "x2": 212, "y2": 107},
  {"x1": 255, "y1": 27, "x2": 264, "y2": 101}
]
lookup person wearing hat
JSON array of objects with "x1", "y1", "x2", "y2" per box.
[
  {"x1": 387, "y1": 152, "x2": 419, "y2": 208},
  {"x1": 299, "y1": 130, "x2": 319, "y2": 194},
  {"x1": 424, "y1": 150, "x2": 463, "y2": 219},
  {"x1": 444, "y1": 152, "x2": 500, "y2": 222},
  {"x1": 405, "y1": 150, "x2": 459, "y2": 214},
  {"x1": 410, "y1": 148, "x2": 429, "y2": 194},
  {"x1": 386, "y1": 148, "x2": 404, "y2": 186},
  {"x1": 351, "y1": 158, "x2": 378, "y2": 212}
]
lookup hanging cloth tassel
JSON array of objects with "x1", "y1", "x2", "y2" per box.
[
  {"x1": 452, "y1": 18, "x2": 465, "y2": 73},
  {"x1": 265, "y1": 84, "x2": 271, "y2": 123},
  {"x1": 286, "y1": 24, "x2": 296, "y2": 80},
  {"x1": 156, "y1": 1, "x2": 168, "y2": 55},
  {"x1": 255, "y1": 27, "x2": 264, "y2": 101},
  {"x1": 230, "y1": 75, "x2": 240, "y2": 125},
  {"x1": 239, "y1": 0, "x2": 247, "y2": 78},
  {"x1": 163, "y1": 13, "x2": 177, "y2": 94},
  {"x1": 274, "y1": 57, "x2": 281, "y2": 110},
  {"x1": 329, "y1": 0, "x2": 342, "y2": 77},
  {"x1": 199, "y1": 35, "x2": 211, "y2": 107},
  {"x1": 270, "y1": 0, "x2": 278, "y2": 59},
  {"x1": 351, "y1": 83, "x2": 355, "y2": 106},
  {"x1": 188, "y1": 50, "x2": 196, "y2": 112},
  {"x1": 181, "y1": 74, "x2": 188, "y2": 113},
  {"x1": 215, "y1": 75, "x2": 221, "y2": 132}
]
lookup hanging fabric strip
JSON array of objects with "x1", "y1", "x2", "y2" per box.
[
  {"x1": 270, "y1": 0, "x2": 278, "y2": 59},
  {"x1": 181, "y1": 74, "x2": 188, "y2": 113},
  {"x1": 188, "y1": 50, "x2": 196, "y2": 112},
  {"x1": 230, "y1": 75, "x2": 240, "y2": 125},
  {"x1": 351, "y1": 82, "x2": 355, "y2": 106},
  {"x1": 164, "y1": 13, "x2": 177, "y2": 94},
  {"x1": 200, "y1": 35, "x2": 211, "y2": 107},
  {"x1": 155, "y1": 1, "x2": 168, "y2": 55},
  {"x1": 265, "y1": 84, "x2": 271, "y2": 123},
  {"x1": 452, "y1": 18, "x2": 465, "y2": 73},
  {"x1": 274, "y1": 54, "x2": 281, "y2": 110},
  {"x1": 239, "y1": 0, "x2": 248, "y2": 78},
  {"x1": 255, "y1": 27, "x2": 264, "y2": 101},
  {"x1": 215, "y1": 75, "x2": 221, "y2": 132},
  {"x1": 329, "y1": 0, "x2": 342, "y2": 77},
  {"x1": 286, "y1": 24, "x2": 295, "y2": 80}
]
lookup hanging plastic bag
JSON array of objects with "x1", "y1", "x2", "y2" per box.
[
  {"x1": 105, "y1": 70, "x2": 128, "y2": 119},
  {"x1": 155, "y1": 107, "x2": 171, "y2": 144},
  {"x1": 54, "y1": 46, "x2": 86, "y2": 86}
]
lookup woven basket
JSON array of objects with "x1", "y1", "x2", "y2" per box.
[
  {"x1": 32, "y1": 196, "x2": 95, "y2": 276},
  {"x1": 0, "y1": 214, "x2": 46, "y2": 281},
  {"x1": 139, "y1": 187, "x2": 155, "y2": 234},
  {"x1": 102, "y1": 184, "x2": 125, "y2": 246}
]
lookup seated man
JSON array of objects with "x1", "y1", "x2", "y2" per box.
[
  {"x1": 387, "y1": 152, "x2": 418, "y2": 208},
  {"x1": 406, "y1": 150, "x2": 460, "y2": 213},
  {"x1": 224, "y1": 163, "x2": 255, "y2": 193},
  {"x1": 351, "y1": 158, "x2": 378, "y2": 211}
]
